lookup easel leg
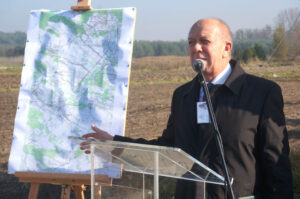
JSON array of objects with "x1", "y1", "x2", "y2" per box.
[
  {"x1": 61, "y1": 185, "x2": 71, "y2": 199},
  {"x1": 72, "y1": 184, "x2": 86, "y2": 199},
  {"x1": 95, "y1": 185, "x2": 102, "y2": 199},
  {"x1": 28, "y1": 183, "x2": 40, "y2": 199}
]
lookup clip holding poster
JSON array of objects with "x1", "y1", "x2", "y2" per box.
[{"x1": 71, "y1": 0, "x2": 92, "y2": 11}]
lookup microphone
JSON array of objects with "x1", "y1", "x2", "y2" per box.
[
  {"x1": 192, "y1": 59, "x2": 206, "y2": 73},
  {"x1": 193, "y1": 58, "x2": 235, "y2": 199},
  {"x1": 193, "y1": 59, "x2": 206, "y2": 82}
]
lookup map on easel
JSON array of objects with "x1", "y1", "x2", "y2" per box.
[{"x1": 8, "y1": 7, "x2": 136, "y2": 177}]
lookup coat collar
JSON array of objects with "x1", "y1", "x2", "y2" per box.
[
  {"x1": 224, "y1": 59, "x2": 246, "y2": 95},
  {"x1": 182, "y1": 75, "x2": 199, "y2": 98},
  {"x1": 183, "y1": 59, "x2": 246, "y2": 97}
]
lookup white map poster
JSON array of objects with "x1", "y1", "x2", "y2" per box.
[{"x1": 8, "y1": 8, "x2": 136, "y2": 176}]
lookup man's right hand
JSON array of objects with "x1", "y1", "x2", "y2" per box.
[
  {"x1": 82, "y1": 124, "x2": 113, "y2": 140},
  {"x1": 80, "y1": 124, "x2": 113, "y2": 153}
]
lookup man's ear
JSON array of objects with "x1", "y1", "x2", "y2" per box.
[{"x1": 223, "y1": 41, "x2": 232, "y2": 58}]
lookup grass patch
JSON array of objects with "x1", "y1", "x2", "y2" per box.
[
  {"x1": 0, "y1": 88, "x2": 19, "y2": 92},
  {"x1": 131, "y1": 65, "x2": 191, "y2": 74},
  {"x1": 255, "y1": 72, "x2": 300, "y2": 78},
  {"x1": 267, "y1": 60, "x2": 300, "y2": 67},
  {"x1": 240, "y1": 59, "x2": 300, "y2": 67},
  {"x1": 0, "y1": 66, "x2": 23, "y2": 75},
  {"x1": 131, "y1": 77, "x2": 192, "y2": 85}
]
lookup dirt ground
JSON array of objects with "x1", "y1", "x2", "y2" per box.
[{"x1": 0, "y1": 56, "x2": 300, "y2": 198}]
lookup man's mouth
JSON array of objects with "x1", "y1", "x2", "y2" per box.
[
  {"x1": 195, "y1": 58, "x2": 206, "y2": 62},
  {"x1": 194, "y1": 55, "x2": 206, "y2": 60}
]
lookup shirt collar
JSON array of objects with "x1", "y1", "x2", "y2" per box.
[
  {"x1": 210, "y1": 63, "x2": 232, "y2": 85},
  {"x1": 183, "y1": 59, "x2": 246, "y2": 97}
]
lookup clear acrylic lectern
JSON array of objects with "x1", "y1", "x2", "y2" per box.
[{"x1": 69, "y1": 137, "x2": 228, "y2": 199}]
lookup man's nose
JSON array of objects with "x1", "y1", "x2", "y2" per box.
[{"x1": 193, "y1": 42, "x2": 202, "y2": 52}]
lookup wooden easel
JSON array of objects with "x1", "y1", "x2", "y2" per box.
[
  {"x1": 16, "y1": 172, "x2": 112, "y2": 199},
  {"x1": 71, "y1": 0, "x2": 92, "y2": 11}
]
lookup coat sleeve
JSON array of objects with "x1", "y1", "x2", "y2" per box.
[
  {"x1": 258, "y1": 83, "x2": 293, "y2": 198},
  {"x1": 113, "y1": 89, "x2": 178, "y2": 147}
]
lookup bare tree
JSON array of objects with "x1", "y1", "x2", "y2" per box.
[
  {"x1": 273, "y1": 25, "x2": 288, "y2": 60},
  {"x1": 275, "y1": 8, "x2": 300, "y2": 31},
  {"x1": 273, "y1": 8, "x2": 300, "y2": 60}
]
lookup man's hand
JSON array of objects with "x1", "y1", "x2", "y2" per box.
[
  {"x1": 80, "y1": 124, "x2": 113, "y2": 153},
  {"x1": 82, "y1": 124, "x2": 113, "y2": 140}
]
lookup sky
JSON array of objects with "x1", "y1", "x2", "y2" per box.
[{"x1": 1, "y1": 0, "x2": 299, "y2": 41}]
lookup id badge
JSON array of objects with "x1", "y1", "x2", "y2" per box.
[{"x1": 197, "y1": 102, "x2": 210, "y2": 123}]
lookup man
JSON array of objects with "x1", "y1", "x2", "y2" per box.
[{"x1": 83, "y1": 18, "x2": 293, "y2": 198}]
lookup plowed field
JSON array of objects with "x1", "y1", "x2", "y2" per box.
[{"x1": 0, "y1": 56, "x2": 299, "y2": 198}]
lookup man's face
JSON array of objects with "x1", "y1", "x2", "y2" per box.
[{"x1": 188, "y1": 20, "x2": 230, "y2": 80}]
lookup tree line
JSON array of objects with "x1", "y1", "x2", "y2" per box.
[
  {"x1": 1, "y1": 8, "x2": 299, "y2": 63},
  {"x1": 0, "y1": 32, "x2": 270, "y2": 62},
  {"x1": 133, "y1": 40, "x2": 189, "y2": 58},
  {"x1": 0, "y1": 32, "x2": 274, "y2": 62},
  {"x1": 0, "y1": 31, "x2": 26, "y2": 57},
  {"x1": 0, "y1": 32, "x2": 190, "y2": 58}
]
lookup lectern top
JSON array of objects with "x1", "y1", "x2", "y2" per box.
[{"x1": 69, "y1": 136, "x2": 229, "y2": 185}]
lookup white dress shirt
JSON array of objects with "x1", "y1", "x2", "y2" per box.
[{"x1": 199, "y1": 63, "x2": 232, "y2": 101}]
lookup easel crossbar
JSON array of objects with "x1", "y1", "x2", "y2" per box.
[{"x1": 15, "y1": 172, "x2": 112, "y2": 185}]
